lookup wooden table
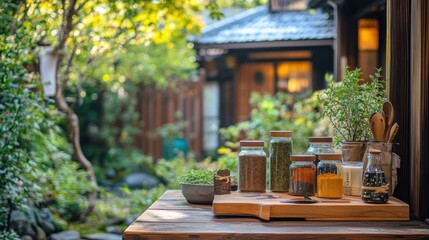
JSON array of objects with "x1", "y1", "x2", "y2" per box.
[{"x1": 124, "y1": 190, "x2": 429, "y2": 239}]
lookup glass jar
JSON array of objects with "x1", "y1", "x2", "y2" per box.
[
  {"x1": 362, "y1": 149, "x2": 389, "y2": 203},
  {"x1": 238, "y1": 140, "x2": 267, "y2": 192},
  {"x1": 306, "y1": 137, "x2": 334, "y2": 155},
  {"x1": 289, "y1": 155, "x2": 316, "y2": 196},
  {"x1": 317, "y1": 153, "x2": 343, "y2": 198},
  {"x1": 269, "y1": 131, "x2": 293, "y2": 192},
  {"x1": 342, "y1": 161, "x2": 363, "y2": 196}
]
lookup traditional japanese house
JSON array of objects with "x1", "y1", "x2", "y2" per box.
[{"x1": 192, "y1": 0, "x2": 335, "y2": 152}]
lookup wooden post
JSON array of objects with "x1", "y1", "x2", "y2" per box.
[{"x1": 386, "y1": 0, "x2": 411, "y2": 206}]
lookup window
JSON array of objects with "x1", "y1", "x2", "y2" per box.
[{"x1": 276, "y1": 61, "x2": 312, "y2": 93}]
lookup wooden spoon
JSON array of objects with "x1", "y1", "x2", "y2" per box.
[
  {"x1": 370, "y1": 113, "x2": 386, "y2": 141},
  {"x1": 383, "y1": 101, "x2": 394, "y2": 142},
  {"x1": 387, "y1": 123, "x2": 399, "y2": 143}
]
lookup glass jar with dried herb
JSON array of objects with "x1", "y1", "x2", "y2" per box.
[
  {"x1": 238, "y1": 140, "x2": 267, "y2": 192},
  {"x1": 269, "y1": 131, "x2": 293, "y2": 192},
  {"x1": 317, "y1": 153, "x2": 343, "y2": 198},
  {"x1": 362, "y1": 149, "x2": 389, "y2": 203},
  {"x1": 289, "y1": 155, "x2": 316, "y2": 196}
]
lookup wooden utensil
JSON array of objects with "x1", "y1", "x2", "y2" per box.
[
  {"x1": 383, "y1": 101, "x2": 394, "y2": 142},
  {"x1": 387, "y1": 123, "x2": 399, "y2": 143},
  {"x1": 370, "y1": 113, "x2": 386, "y2": 141}
]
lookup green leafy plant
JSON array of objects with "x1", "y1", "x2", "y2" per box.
[
  {"x1": 180, "y1": 169, "x2": 216, "y2": 185},
  {"x1": 319, "y1": 67, "x2": 386, "y2": 141}
]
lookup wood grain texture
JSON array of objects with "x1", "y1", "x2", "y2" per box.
[
  {"x1": 123, "y1": 190, "x2": 429, "y2": 240},
  {"x1": 213, "y1": 192, "x2": 409, "y2": 221}
]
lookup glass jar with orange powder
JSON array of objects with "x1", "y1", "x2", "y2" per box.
[
  {"x1": 289, "y1": 155, "x2": 316, "y2": 196},
  {"x1": 317, "y1": 153, "x2": 343, "y2": 198}
]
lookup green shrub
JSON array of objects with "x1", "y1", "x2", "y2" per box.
[{"x1": 219, "y1": 92, "x2": 320, "y2": 154}]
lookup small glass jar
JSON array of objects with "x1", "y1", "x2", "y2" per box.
[
  {"x1": 238, "y1": 140, "x2": 267, "y2": 192},
  {"x1": 342, "y1": 161, "x2": 363, "y2": 196},
  {"x1": 269, "y1": 131, "x2": 293, "y2": 192},
  {"x1": 362, "y1": 149, "x2": 389, "y2": 203},
  {"x1": 317, "y1": 153, "x2": 343, "y2": 198},
  {"x1": 306, "y1": 137, "x2": 334, "y2": 155},
  {"x1": 289, "y1": 155, "x2": 316, "y2": 196}
]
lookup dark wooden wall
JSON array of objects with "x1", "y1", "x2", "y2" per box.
[
  {"x1": 136, "y1": 71, "x2": 204, "y2": 160},
  {"x1": 388, "y1": 0, "x2": 429, "y2": 220}
]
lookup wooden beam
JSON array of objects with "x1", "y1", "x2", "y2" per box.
[{"x1": 195, "y1": 40, "x2": 334, "y2": 50}]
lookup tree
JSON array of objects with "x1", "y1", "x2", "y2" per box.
[{"x1": 8, "y1": 0, "x2": 222, "y2": 220}]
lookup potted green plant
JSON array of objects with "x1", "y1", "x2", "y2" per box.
[
  {"x1": 319, "y1": 67, "x2": 385, "y2": 161},
  {"x1": 180, "y1": 169, "x2": 216, "y2": 205}
]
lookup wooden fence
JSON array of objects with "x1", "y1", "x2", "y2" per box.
[{"x1": 135, "y1": 71, "x2": 204, "y2": 160}]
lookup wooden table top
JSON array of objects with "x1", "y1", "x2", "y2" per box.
[{"x1": 124, "y1": 190, "x2": 429, "y2": 240}]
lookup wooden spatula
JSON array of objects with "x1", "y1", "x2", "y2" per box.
[
  {"x1": 370, "y1": 113, "x2": 386, "y2": 141},
  {"x1": 387, "y1": 123, "x2": 399, "y2": 143},
  {"x1": 383, "y1": 101, "x2": 394, "y2": 142}
]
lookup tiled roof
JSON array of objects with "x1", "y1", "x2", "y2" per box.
[{"x1": 193, "y1": 5, "x2": 334, "y2": 45}]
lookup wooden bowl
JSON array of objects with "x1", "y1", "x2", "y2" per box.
[{"x1": 181, "y1": 183, "x2": 214, "y2": 205}]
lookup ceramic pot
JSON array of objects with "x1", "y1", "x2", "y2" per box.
[
  {"x1": 181, "y1": 183, "x2": 214, "y2": 205},
  {"x1": 341, "y1": 141, "x2": 366, "y2": 163}
]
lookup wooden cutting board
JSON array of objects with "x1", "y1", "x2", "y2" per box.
[{"x1": 213, "y1": 192, "x2": 409, "y2": 221}]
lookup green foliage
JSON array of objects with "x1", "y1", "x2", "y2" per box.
[
  {"x1": 154, "y1": 157, "x2": 198, "y2": 189},
  {"x1": 0, "y1": 230, "x2": 19, "y2": 240},
  {"x1": 220, "y1": 91, "x2": 319, "y2": 154},
  {"x1": 319, "y1": 68, "x2": 386, "y2": 141},
  {"x1": 180, "y1": 169, "x2": 216, "y2": 185},
  {"x1": 0, "y1": 5, "x2": 51, "y2": 233},
  {"x1": 157, "y1": 111, "x2": 188, "y2": 139},
  {"x1": 69, "y1": 185, "x2": 167, "y2": 236}
]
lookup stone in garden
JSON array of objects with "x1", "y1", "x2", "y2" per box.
[
  {"x1": 36, "y1": 226, "x2": 47, "y2": 240},
  {"x1": 10, "y1": 209, "x2": 37, "y2": 238},
  {"x1": 105, "y1": 225, "x2": 122, "y2": 234},
  {"x1": 50, "y1": 230, "x2": 80, "y2": 240},
  {"x1": 122, "y1": 172, "x2": 159, "y2": 189},
  {"x1": 36, "y1": 208, "x2": 57, "y2": 235},
  {"x1": 83, "y1": 233, "x2": 122, "y2": 240}
]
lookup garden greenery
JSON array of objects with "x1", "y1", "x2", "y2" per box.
[{"x1": 319, "y1": 67, "x2": 385, "y2": 141}]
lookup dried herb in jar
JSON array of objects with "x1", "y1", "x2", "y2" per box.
[
  {"x1": 239, "y1": 155, "x2": 266, "y2": 192},
  {"x1": 270, "y1": 131, "x2": 293, "y2": 192}
]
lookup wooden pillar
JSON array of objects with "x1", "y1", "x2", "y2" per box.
[
  {"x1": 387, "y1": 0, "x2": 411, "y2": 205},
  {"x1": 388, "y1": 0, "x2": 429, "y2": 220},
  {"x1": 409, "y1": 0, "x2": 429, "y2": 220}
]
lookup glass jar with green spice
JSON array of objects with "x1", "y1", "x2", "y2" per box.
[
  {"x1": 269, "y1": 131, "x2": 293, "y2": 192},
  {"x1": 238, "y1": 140, "x2": 267, "y2": 192}
]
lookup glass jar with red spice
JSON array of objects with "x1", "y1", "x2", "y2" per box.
[{"x1": 289, "y1": 155, "x2": 316, "y2": 196}]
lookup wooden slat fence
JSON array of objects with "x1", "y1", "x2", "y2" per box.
[{"x1": 136, "y1": 70, "x2": 204, "y2": 160}]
